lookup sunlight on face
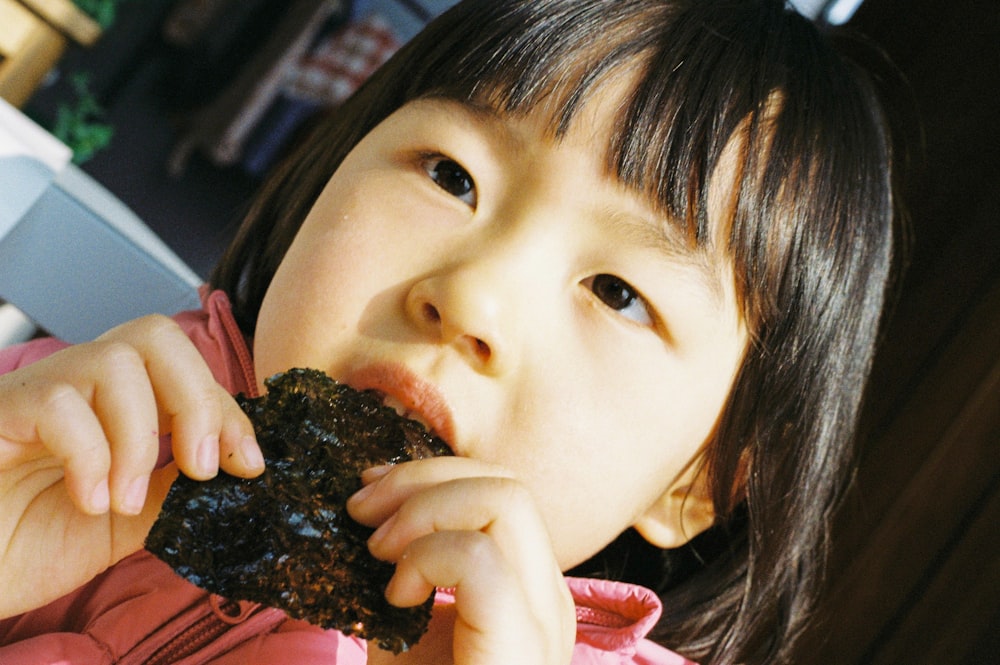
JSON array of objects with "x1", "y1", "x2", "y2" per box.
[{"x1": 254, "y1": 79, "x2": 747, "y2": 568}]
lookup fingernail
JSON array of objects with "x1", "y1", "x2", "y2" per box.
[
  {"x1": 362, "y1": 464, "x2": 393, "y2": 482},
  {"x1": 239, "y1": 436, "x2": 265, "y2": 471},
  {"x1": 349, "y1": 481, "x2": 376, "y2": 504},
  {"x1": 122, "y1": 477, "x2": 148, "y2": 515},
  {"x1": 198, "y1": 435, "x2": 219, "y2": 476},
  {"x1": 367, "y1": 514, "x2": 397, "y2": 551},
  {"x1": 90, "y1": 480, "x2": 110, "y2": 514}
]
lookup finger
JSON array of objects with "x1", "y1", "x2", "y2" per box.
[
  {"x1": 89, "y1": 343, "x2": 160, "y2": 515},
  {"x1": 217, "y1": 395, "x2": 264, "y2": 478},
  {"x1": 34, "y1": 384, "x2": 112, "y2": 514},
  {"x1": 155, "y1": 360, "x2": 259, "y2": 479},
  {"x1": 143, "y1": 340, "x2": 222, "y2": 479},
  {"x1": 385, "y1": 530, "x2": 516, "y2": 608},
  {"x1": 347, "y1": 457, "x2": 514, "y2": 527},
  {"x1": 99, "y1": 316, "x2": 250, "y2": 480},
  {"x1": 363, "y1": 473, "x2": 568, "y2": 621},
  {"x1": 349, "y1": 458, "x2": 567, "y2": 620},
  {"x1": 388, "y1": 531, "x2": 575, "y2": 665},
  {"x1": 365, "y1": 475, "x2": 543, "y2": 571}
]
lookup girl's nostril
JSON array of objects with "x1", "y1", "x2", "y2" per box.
[
  {"x1": 475, "y1": 338, "x2": 490, "y2": 360},
  {"x1": 423, "y1": 303, "x2": 441, "y2": 323}
]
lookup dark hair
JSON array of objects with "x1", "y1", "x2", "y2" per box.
[{"x1": 211, "y1": 1, "x2": 895, "y2": 663}]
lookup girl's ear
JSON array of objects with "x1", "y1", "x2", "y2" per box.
[{"x1": 632, "y1": 465, "x2": 716, "y2": 549}]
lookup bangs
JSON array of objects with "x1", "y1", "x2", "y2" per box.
[
  {"x1": 221, "y1": 0, "x2": 890, "y2": 343},
  {"x1": 372, "y1": 0, "x2": 889, "y2": 332}
]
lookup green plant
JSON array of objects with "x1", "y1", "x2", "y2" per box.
[
  {"x1": 72, "y1": 0, "x2": 132, "y2": 29},
  {"x1": 51, "y1": 73, "x2": 114, "y2": 164}
]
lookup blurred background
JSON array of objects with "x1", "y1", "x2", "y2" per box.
[{"x1": 15, "y1": 0, "x2": 461, "y2": 278}]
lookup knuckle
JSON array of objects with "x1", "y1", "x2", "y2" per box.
[
  {"x1": 394, "y1": 494, "x2": 426, "y2": 526},
  {"x1": 99, "y1": 313, "x2": 178, "y2": 345},
  {"x1": 488, "y1": 475, "x2": 532, "y2": 509},
  {"x1": 453, "y1": 530, "x2": 497, "y2": 565},
  {"x1": 124, "y1": 313, "x2": 179, "y2": 337},
  {"x1": 39, "y1": 381, "x2": 82, "y2": 413},
  {"x1": 187, "y1": 384, "x2": 226, "y2": 413},
  {"x1": 91, "y1": 340, "x2": 144, "y2": 372},
  {"x1": 139, "y1": 314, "x2": 185, "y2": 344}
]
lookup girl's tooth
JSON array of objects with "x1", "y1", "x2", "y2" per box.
[
  {"x1": 378, "y1": 395, "x2": 434, "y2": 434},
  {"x1": 381, "y1": 395, "x2": 406, "y2": 416}
]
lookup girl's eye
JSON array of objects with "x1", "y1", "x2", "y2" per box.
[
  {"x1": 586, "y1": 274, "x2": 654, "y2": 325},
  {"x1": 423, "y1": 156, "x2": 477, "y2": 207}
]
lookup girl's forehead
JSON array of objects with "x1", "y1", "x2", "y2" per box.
[
  {"x1": 414, "y1": 64, "x2": 658, "y2": 190},
  {"x1": 476, "y1": 57, "x2": 646, "y2": 141}
]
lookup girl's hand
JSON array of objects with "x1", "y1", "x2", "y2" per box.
[
  {"x1": 347, "y1": 457, "x2": 576, "y2": 665},
  {"x1": 0, "y1": 315, "x2": 263, "y2": 618}
]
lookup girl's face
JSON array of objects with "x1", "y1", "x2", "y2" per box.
[{"x1": 254, "y1": 87, "x2": 747, "y2": 569}]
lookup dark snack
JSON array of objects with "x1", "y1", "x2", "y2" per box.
[{"x1": 146, "y1": 368, "x2": 452, "y2": 653}]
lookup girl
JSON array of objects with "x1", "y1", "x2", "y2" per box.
[{"x1": 0, "y1": 0, "x2": 895, "y2": 663}]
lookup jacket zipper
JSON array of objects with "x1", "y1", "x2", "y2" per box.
[
  {"x1": 143, "y1": 599, "x2": 244, "y2": 665},
  {"x1": 576, "y1": 605, "x2": 632, "y2": 630}
]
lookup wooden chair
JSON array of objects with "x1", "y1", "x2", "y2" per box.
[{"x1": 0, "y1": 0, "x2": 100, "y2": 107}]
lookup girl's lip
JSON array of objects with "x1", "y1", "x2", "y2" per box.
[{"x1": 343, "y1": 363, "x2": 457, "y2": 448}]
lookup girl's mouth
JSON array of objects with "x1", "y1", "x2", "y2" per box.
[{"x1": 343, "y1": 362, "x2": 457, "y2": 449}]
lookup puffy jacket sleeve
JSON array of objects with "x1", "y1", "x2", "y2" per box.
[
  {"x1": 0, "y1": 337, "x2": 70, "y2": 375},
  {"x1": 565, "y1": 578, "x2": 698, "y2": 665}
]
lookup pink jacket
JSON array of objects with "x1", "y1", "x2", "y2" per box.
[{"x1": 0, "y1": 290, "x2": 695, "y2": 665}]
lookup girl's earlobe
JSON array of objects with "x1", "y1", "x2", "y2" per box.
[{"x1": 633, "y1": 469, "x2": 716, "y2": 549}]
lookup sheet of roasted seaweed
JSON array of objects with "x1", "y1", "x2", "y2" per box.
[{"x1": 146, "y1": 368, "x2": 452, "y2": 653}]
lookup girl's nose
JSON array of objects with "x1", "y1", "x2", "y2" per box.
[{"x1": 404, "y1": 270, "x2": 514, "y2": 375}]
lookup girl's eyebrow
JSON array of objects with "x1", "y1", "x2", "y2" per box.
[
  {"x1": 606, "y1": 209, "x2": 726, "y2": 307},
  {"x1": 418, "y1": 97, "x2": 529, "y2": 155}
]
